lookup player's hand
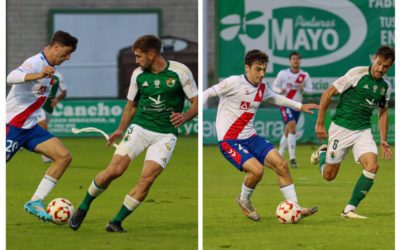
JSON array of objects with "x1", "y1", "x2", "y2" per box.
[
  {"x1": 315, "y1": 123, "x2": 327, "y2": 140},
  {"x1": 300, "y1": 103, "x2": 319, "y2": 114},
  {"x1": 108, "y1": 128, "x2": 124, "y2": 146},
  {"x1": 170, "y1": 112, "x2": 187, "y2": 128},
  {"x1": 50, "y1": 98, "x2": 59, "y2": 108},
  {"x1": 297, "y1": 83, "x2": 304, "y2": 91},
  {"x1": 281, "y1": 89, "x2": 287, "y2": 95},
  {"x1": 41, "y1": 66, "x2": 55, "y2": 78},
  {"x1": 380, "y1": 141, "x2": 392, "y2": 160}
]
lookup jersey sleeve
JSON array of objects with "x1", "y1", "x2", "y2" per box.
[
  {"x1": 211, "y1": 76, "x2": 237, "y2": 97},
  {"x1": 56, "y1": 72, "x2": 67, "y2": 91},
  {"x1": 127, "y1": 68, "x2": 142, "y2": 101},
  {"x1": 180, "y1": 65, "x2": 198, "y2": 99},
  {"x1": 17, "y1": 56, "x2": 43, "y2": 74},
  {"x1": 303, "y1": 72, "x2": 313, "y2": 93},
  {"x1": 333, "y1": 67, "x2": 366, "y2": 93},
  {"x1": 380, "y1": 77, "x2": 392, "y2": 108},
  {"x1": 271, "y1": 71, "x2": 283, "y2": 93}
]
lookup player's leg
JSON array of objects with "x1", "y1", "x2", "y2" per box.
[
  {"x1": 106, "y1": 131, "x2": 176, "y2": 232},
  {"x1": 37, "y1": 109, "x2": 52, "y2": 163},
  {"x1": 342, "y1": 130, "x2": 378, "y2": 219},
  {"x1": 286, "y1": 120, "x2": 298, "y2": 167},
  {"x1": 263, "y1": 148, "x2": 318, "y2": 217},
  {"x1": 278, "y1": 107, "x2": 289, "y2": 156}
]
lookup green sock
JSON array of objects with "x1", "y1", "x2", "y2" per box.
[
  {"x1": 319, "y1": 151, "x2": 326, "y2": 174},
  {"x1": 111, "y1": 205, "x2": 132, "y2": 223},
  {"x1": 78, "y1": 192, "x2": 96, "y2": 211},
  {"x1": 348, "y1": 173, "x2": 374, "y2": 207}
]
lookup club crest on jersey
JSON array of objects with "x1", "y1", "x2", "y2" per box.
[
  {"x1": 154, "y1": 80, "x2": 160, "y2": 88},
  {"x1": 240, "y1": 101, "x2": 250, "y2": 110},
  {"x1": 330, "y1": 151, "x2": 336, "y2": 159},
  {"x1": 166, "y1": 77, "x2": 176, "y2": 87}
]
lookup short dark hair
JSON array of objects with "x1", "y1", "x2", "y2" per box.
[
  {"x1": 245, "y1": 49, "x2": 268, "y2": 66},
  {"x1": 375, "y1": 46, "x2": 395, "y2": 62},
  {"x1": 50, "y1": 30, "x2": 78, "y2": 51},
  {"x1": 289, "y1": 51, "x2": 301, "y2": 59},
  {"x1": 133, "y1": 35, "x2": 162, "y2": 54}
]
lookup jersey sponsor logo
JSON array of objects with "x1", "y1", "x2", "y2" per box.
[
  {"x1": 166, "y1": 77, "x2": 176, "y2": 87},
  {"x1": 142, "y1": 81, "x2": 149, "y2": 87},
  {"x1": 240, "y1": 101, "x2": 250, "y2": 110},
  {"x1": 154, "y1": 80, "x2": 161, "y2": 88},
  {"x1": 365, "y1": 98, "x2": 375, "y2": 106},
  {"x1": 37, "y1": 86, "x2": 47, "y2": 95},
  {"x1": 148, "y1": 95, "x2": 164, "y2": 107}
]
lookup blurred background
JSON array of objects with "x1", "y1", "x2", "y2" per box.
[
  {"x1": 7, "y1": 0, "x2": 198, "y2": 137},
  {"x1": 204, "y1": 0, "x2": 395, "y2": 145}
]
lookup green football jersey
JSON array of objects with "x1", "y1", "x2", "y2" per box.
[
  {"x1": 128, "y1": 61, "x2": 198, "y2": 136},
  {"x1": 42, "y1": 72, "x2": 66, "y2": 114},
  {"x1": 333, "y1": 66, "x2": 391, "y2": 130}
]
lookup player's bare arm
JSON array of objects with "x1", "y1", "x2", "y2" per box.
[
  {"x1": 50, "y1": 89, "x2": 67, "y2": 108},
  {"x1": 378, "y1": 107, "x2": 391, "y2": 160},
  {"x1": 170, "y1": 95, "x2": 198, "y2": 128},
  {"x1": 25, "y1": 66, "x2": 55, "y2": 81},
  {"x1": 315, "y1": 85, "x2": 339, "y2": 140},
  {"x1": 108, "y1": 100, "x2": 137, "y2": 145}
]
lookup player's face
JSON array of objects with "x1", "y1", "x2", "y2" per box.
[
  {"x1": 245, "y1": 62, "x2": 267, "y2": 85},
  {"x1": 53, "y1": 45, "x2": 74, "y2": 65},
  {"x1": 290, "y1": 55, "x2": 301, "y2": 69},
  {"x1": 134, "y1": 49, "x2": 155, "y2": 70},
  {"x1": 371, "y1": 55, "x2": 393, "y2": 79}
]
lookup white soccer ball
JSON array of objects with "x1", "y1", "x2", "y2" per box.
[
  {"x1": 276, "y1": 200, "x2": 302, "y2": 224},
  {"x1": 46, "y1": 198, "x2": 74, "y2": 225}
]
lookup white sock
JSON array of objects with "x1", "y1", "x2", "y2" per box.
[
  {"x1": 288, "y1": 133, "x2": 296, "y2": 160},
  {"x1": 240, "y1": 183, "x2": 254, "y2": 201},
  {"x1": 41, "y1": 155, "x2": 52, "y2": 162},
  {"x1": 280, "y1": 184, "x2": 298, "y2": 203},
  {"x1": 88, "y1": 180, "x2": 106, "y2": 197},
  {"x1": 123, "y1": 195, "x2": 141, "y2": 211},
  {"x1": 344, "y1": 204, "x2": 356, "y2": 213},
  {"x1": 32, "y1": 175, "x2": 58, "y2": 201},
  {"x1": 279, "y1": 136, "x2": 288, "y2": 156}
]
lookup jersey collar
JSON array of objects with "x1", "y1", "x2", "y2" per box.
[
  {"x1": 41, "y1": 51, "x2": 54, "y2": 66},
  {"x1": 243, "y1": 74, "x2": 259, "y2": 88}
]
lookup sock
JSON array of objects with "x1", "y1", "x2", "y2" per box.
[
  {"x1": 280, "y1": 184, "x2": 298, "y2": 203},
  {"x1": 111, "y1": 195, "x2": 141, "y2": 223},
  {"x1": 288, "y1": 133, "x2": 296, "y2": 160},
  {"x1": 278, "y1": 136, "x2": 288, "y2": 156},
  {"x1": 347, "y1": 170, "x2": 375, "y2": 208},
  {"x1": 240, "y1": 183, "x2": 254, "y2": 201},
  {"x1": 319, "y1": 151, "x2": 327, "y2": 175},
  {"x1": 79, "y1": 180, "x2": 106, "y2": 211},
  {"x1": 32, "y1": 175, "x2": 58, "y2": 201},
  {"x1": 344, "y1": 204, "x2": 356, "y2": 214}
]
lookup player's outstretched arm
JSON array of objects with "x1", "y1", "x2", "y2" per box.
[
  {"x1": 170, "y1": 96, "x2": 198, "y2": 128},
  {"x1": 7, "y1": 66, "x2": 55, "y2": 84},
  {"x1": 378, "y1": 107, "x2": 391, "y2": 160},
  {"x1": 108, "y1": 100, "x2": 137, "y2": 145},
  {"x1": 315, "y1": 85, "x2": 339, "y2": 140}
]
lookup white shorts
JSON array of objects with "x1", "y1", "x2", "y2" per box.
[
  {"x1": 326, "y1": 122, "x2": 377, "y2": 164},
  {"x1": 114, "y1": 124, "x2": 177, "y2": 168},
  {"x1": 37, "y1": 108, "x2": 51, "y2": 123}
]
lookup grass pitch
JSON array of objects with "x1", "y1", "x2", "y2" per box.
[
  {"x1": 7, "y1": 137, "x2": 198, "y2": 250},
  {"x1": 203, "y1": 144, "x2": 394, "y2": 250}
]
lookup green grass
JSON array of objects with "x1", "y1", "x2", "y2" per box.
[
  {"x1": 203, "y1": 144, "x2": 394, "y2": 250},
  {"x1": 7, "y1": 137, "x2": 198, "y2": 250}
]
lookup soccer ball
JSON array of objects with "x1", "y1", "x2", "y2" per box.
[
  {"x1": 276, "y1": 200, "x2": 302, "y2": 224},
  {"x1": 47, "y1": 198, "x2": 74, "y2": 225}
]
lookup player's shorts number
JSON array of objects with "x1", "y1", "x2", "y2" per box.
[
  {"x1": 332, "y1": 139, "x2": 339, "y2": 150},
  {"x1": 6, "y1": 140, "x2": 19, "y2": 154}
]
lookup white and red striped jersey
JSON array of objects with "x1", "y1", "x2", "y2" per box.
[
  {"x1": 210, "y1": 75, "x2": 277, "y2": 141},
  {"x1": 6, "y1": 52, "x2": 53, "y2": 129},
  {"x1": 271, "y1": 68, "x2": 312, "y2": 103}
]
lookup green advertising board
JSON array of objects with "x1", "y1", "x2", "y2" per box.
[
  {"x1": 203, "y1": 108, "x2": 394, "y2": 145},
  {"x1": 217, "y1": 0, "x2": 394, "y2": 93},
  {"x1": 48, "y1": 100, "x2": 197, "y2": 137}
]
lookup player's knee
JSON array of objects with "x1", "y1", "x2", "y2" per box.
[
  {"x1": 251, "y1": 167, "x2": 264, "y2": 181},
  {"x1": 106, "y1": 164, "x2": 126, "y2": 179},
  {"x1": 57, "y1": 151, "x2": 72, "y2": 167}
]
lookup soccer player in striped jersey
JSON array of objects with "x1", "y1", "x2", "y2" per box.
[
  {"x1": 37, "y1": 70, "x2": 67, "y2": 163},
  {"x1": 6, "y1": 31, "x2": 78, "y2": 222},
  {"x1": 272, "y1": 52, "x2": 313, "y2": 168},
  {"x1": 203, "y1": 49, "x2": 319, "y2": 221},
  {"x1": 311, "y1": 46, "x2": 394, "y2": 219},
  {"x1": 69, "y1": 35, "x2": 198, "y2": 232}
]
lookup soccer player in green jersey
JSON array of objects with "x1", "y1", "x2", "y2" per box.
[
  {"x1": 37, "y1": 71, "x2": 67, "y2": 163},
  {"x1": 69, "y1": 35, "x2": 198, "y2": 232},
  {"x1": 311, "y1": 46, "x2": 394, "y2": 219}
]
